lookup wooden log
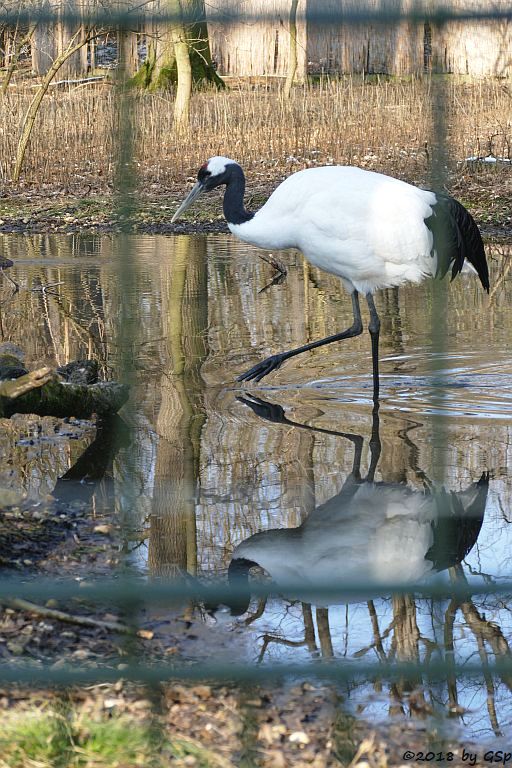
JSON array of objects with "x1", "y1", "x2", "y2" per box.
[
  {"x1": 0, "y1": 347, "x2": 129, "y2": 419},
  {"x1": 0, "y1": 368, "x2": 53, "y2": 402},
  {"x1": 1, "y1": 378, "x2": 129, "y2": 419}
]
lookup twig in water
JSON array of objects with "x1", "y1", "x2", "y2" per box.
[
  {"x1": 257, "y1": 252, "x2": 287, "y2": 276},
  {"x1": 1, "y1": 268, "x2": 19, "y2": 294},
  {"x1": 257, "y1": 252, "x2": 288, "y2": 293},
  {"x1": 5, "y1": 598, "x2": 153, "y2": 639},
  {"x1": 30, "y1": 280, "x2": 65, "y2": 296}
]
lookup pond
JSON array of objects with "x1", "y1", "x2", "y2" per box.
[{"x1": 1, "y1": 232, "x2": 512, "y2": 744}]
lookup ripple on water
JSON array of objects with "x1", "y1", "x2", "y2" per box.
[{"x1": 301, "y1": 354, "x2": 512, "y2": 421}]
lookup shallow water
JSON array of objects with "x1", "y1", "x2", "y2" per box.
[{"x1": 1, "y1": 232, "x2": 512, "y2": 742}]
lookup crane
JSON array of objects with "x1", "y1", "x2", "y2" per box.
[
  {"x1": 209, "y1": 395, "x2": 488, "y2": 617},
  {"x1": 227, "y1": 470, "x2": 488, "y2": 612},
  {"x1": 172, "y1": 157, "x2": 489, "y2": 397}
]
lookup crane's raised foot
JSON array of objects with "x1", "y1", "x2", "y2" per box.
[
  {"x1": 237, "y1": 353, "x2": 285, "y2": 383},
  {"x1": 236, "y1": 394, "x2": 287, "y2": 423}
]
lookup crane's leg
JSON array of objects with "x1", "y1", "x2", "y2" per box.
[
  {"x1": 238, "y1": 291, "x2": 363, "y2": 383},
  {"x1": 366, "y1": 293, "x2": 381, "y2": 402}
]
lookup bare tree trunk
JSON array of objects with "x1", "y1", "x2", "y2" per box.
[
  {"x1": 119, "y1": 29, "x2": 139, "y2": 77},
  {"x1": 316, "y1": 607, "x2": 334, "y2": 658},
  {"x1": 31, "y1": 0, "x2": 85, "y2": 77},
  {"x1": 186, "y1": 0, "x2": 224, "y2": 88},
  {"x1": 284, "y1": 0, "x2": 299, "y2": 98},
  {"x1": 80, "y1": 29, "x2": 90, "y2": 73},
  {"x1": 133, "y1": 0, "x2": 223, "y2": 91},
  {"x1": 56, "y1": 0, "x2": 83, "y2": 78},
  {"x1": 171, "y1": 2, "x2": 192, "y2": 128},
  {"x1": 31, "y1": 1, "x2": 57, "y2": 75}
]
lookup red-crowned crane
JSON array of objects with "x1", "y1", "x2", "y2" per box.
[
  {"x1": 205, "y1": 395, "x2": 489, "y2": 617},
  {"x1": 172, "y1": 157, "x2": 489, "y2": 397}
]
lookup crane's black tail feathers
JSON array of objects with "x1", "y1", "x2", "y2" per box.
[
  {"x1": 426, "y1": 472, "x2": 489, "y2": 571},
  {"x1": 425, "y1": 193, "x2": 489, "y2": 293}
]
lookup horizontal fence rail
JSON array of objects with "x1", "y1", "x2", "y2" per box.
[
  {"x1": 1, "y1": 659, "x2": 512, "y2": 687},
  {"x1": 1, "y1": 577, "x2": 512, "y2": 604},
  {"x1": 1, "y1": 6, "x2": 512, "y2": 27}
]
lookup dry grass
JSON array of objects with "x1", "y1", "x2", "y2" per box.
[{"x1": 0, "y1": 76, "x2": 510, "y2": 196}]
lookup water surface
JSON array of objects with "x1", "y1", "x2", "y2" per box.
[{"x1": 1, "y1": 232, "x2": 512, "y2": 742}]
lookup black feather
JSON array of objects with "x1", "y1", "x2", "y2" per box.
[
  {"x1": 425, "y1": 472, "x2": 489, "y2": 571},
  {"x1": 425, "y1": 193, "x2": 489, "y2": 293}
]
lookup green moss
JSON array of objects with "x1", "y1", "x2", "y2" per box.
[
  {"x1": 151, "y1": 63, "x2": 177, "y2": 91},
  {"x1": 132, "y1": 46, "x2": 224, "y2": 92},
  {"x1": 129, "y1": 57, "x2": 156, "y2": 89},
  {"x1": 191, "y1": 55, "x2": 225, "y2": 90}
]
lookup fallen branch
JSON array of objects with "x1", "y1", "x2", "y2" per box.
[
  {"x1": 0, "y1": 367, "x2": 53, "y2": 399},
  {"x1": 0, "y1": 348, "x2": 129, "y2": 419},
  {"x1": 4, "y1": 598, "x2": 153, "y2": 639}
]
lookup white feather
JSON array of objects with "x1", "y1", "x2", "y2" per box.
[
  {"x1": 230, "y1": 478, "x2": 487, "y2": 605},
  {"x1": 206, "y1": 156, "x2": 233, "y2": 176},
  {"x1": 230, "y1": 166, "x2": 438, "y2": 294}
]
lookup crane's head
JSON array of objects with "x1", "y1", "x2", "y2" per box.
[{"x1": 171, "y1": 156, "x2": 239, "y2": 222}]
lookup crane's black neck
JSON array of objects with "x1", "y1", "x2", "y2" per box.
[{"x1": 223, "y1": 164, "x2": 255, "y2": 226}]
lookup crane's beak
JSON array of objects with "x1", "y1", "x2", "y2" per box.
[{"x1": 171, "y1": 181, "x2": 204, "y2": 223}]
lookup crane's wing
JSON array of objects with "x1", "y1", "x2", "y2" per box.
[{"x1": 425, "y1": 193, "x2": 489, "y2": 292}]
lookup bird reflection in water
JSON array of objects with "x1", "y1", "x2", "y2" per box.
[
  {"x1": 205, "y1": 399, "x2": 508, "y2": 732},
  {"x1": 225, "y1": 395, "x2": 488, "y2": 621},
  {"x1": 217, "y1": 398, "x2": 490, "y2": 724}
]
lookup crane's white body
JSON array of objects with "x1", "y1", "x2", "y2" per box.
[
  {"x1": 231, "y1": 479, "x2": 484, "y2": 603},
  {"x1": 229, "y1": 166, "x2": 438, "y2": 295},
  {"x1": 233, "y1": 484, "x2": 436, "y2": 591},
  {"x1": 172, "y1": 156, "x2": 487, "y2": 386}
]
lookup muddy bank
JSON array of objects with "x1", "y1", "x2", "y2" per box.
[{"x1": 0, "y1": 171, "x2": 510, "y2": 239}]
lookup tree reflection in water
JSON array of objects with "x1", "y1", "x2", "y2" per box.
[
  {"x1": 2, "y1": 233, "x2": 512, "y2": 740},
  {"x1": 221, "y1": 396, "x2": 512, "y2": 736}
]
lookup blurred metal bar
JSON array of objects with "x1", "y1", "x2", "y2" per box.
[
  {"x1": 0, "y1": 577, "x2": 511, "y2": 602},
  {"x1": 0, "y1": 658, "x2": 512, "y2": 686},
  {"x1": 0, "y1": 6, "x2": 511, "y2": 28}
]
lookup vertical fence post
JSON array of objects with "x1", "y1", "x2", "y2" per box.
[{"x1": 113, "y1": 2, "x2": 142, "y2": 654}]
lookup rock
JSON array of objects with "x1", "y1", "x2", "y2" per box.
[
  {"x1": 57, "y1": 360, "x2": 99, "y2": 385},
  {"x1": 289, "y1": 731, "x2": 310, "y2": 745},
  {"x1": 6, "y1": 642, "x2": 25, "y2": 655}
]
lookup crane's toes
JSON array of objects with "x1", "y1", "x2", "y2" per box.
[
  {"x1": 236, "y1": 394, "x2": 287, "y2": 423},
  {"x1": 237, "y1": 354, "x2": 284, "y2": 383}
]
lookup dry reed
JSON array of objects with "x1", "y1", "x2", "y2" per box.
[{"x1": 0, "y1": 77, "x2": 510, "y2": 193}]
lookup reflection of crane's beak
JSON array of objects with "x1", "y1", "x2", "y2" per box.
[{"x1": 171, "y1": 181, "x2": 204, "y2": 223}]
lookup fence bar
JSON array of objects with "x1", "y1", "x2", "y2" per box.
[
  {"x1": 0, "y1": 6, "x2": 511, "y2": 28},
  {"x1": 1, "y1": 658, "x2": 512, "y2": 686},
  {"x1": 1, "y1": 578, "x2": 511, "y2": 602}
]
